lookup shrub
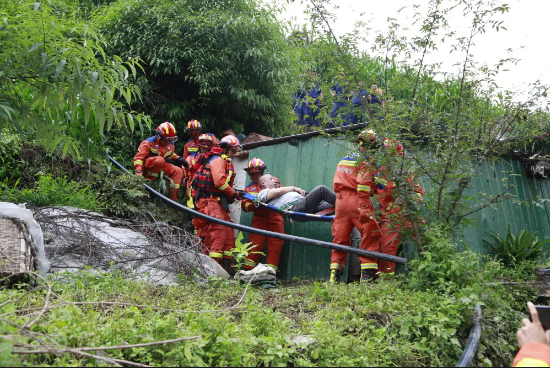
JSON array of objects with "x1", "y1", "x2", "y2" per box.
[
  {"x1": 16, "y1": 174, "x2": 101, "y2": 210},
  {"x1": 484, "y1": 225, "x2": 550, "y2": 267}
]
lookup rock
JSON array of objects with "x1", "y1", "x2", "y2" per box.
[
  {"x1": 33, "y1": 206, "x2": 229, "y2": 284},
  {"x1": 290, "y1": 335, "x2": 316, "y2": 346}
]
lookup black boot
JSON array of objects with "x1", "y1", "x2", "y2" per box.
[
  {"x1": 329, "y1": 269, "x2": 342, "y2": 283},
  {"x1": 360, "y1": 269, "x2": 376, "y2": 284}
]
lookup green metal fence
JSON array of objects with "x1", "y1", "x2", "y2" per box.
[{"x1": 238, "y1": 136, "x2": 550, "y2": 280}]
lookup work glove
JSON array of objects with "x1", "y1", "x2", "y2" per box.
[
  {"x1": 172, "y1": 157, "x2": 189, "y2": 170},
  {"x1": 232, "y1": 191, "x2": 242, "y2": 201}
]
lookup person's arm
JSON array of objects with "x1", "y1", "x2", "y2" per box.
[
  {"x1": 513, "y1": 302, "x2": 550, "y2": 367},
  {"x1": 210, "y1": 157, "x2": 236, "y2": 198},
  {"x1": 262, "y1": 186, "x2": 306, "y2": 202},
  {"x1": 133, "y1": 140, "x2": 150, "y2": 176}
]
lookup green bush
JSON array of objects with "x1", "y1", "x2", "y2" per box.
[
  {"x1": 14, "y1": 174, "x2": 101, "y2": 210},
  {"x1": 484, "y1": 225, "x2": 550, "y2": 267},
  {"x1": 0, "y1": 129, "x2": 23, "y2": 184}
]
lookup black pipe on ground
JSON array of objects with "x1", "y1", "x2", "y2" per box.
[
  {"x1": 108, "y1": 155, "x2": 407, "y2": 265},
  {"x1": 456, "y1": 304, "x2": 483, "y2": 367}
]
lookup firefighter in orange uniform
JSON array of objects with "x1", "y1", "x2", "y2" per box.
[
  {"x1": 133, "y1": 122, "x2": 188, "y2": 201},
  {"x1": 241, "y1": 158, "x2": 285, "y2": 271},
  {"x1": 184, "y1": 134, "x2": 216, "y2": 209},
  {"x1": 182, "y1": 119, "x2": 218, "y2": 159},
  {"x1": 374, "y1": 138, "x2": 424, "y2": 275},
  {"x1": 191, "y1": 135, "x2": 241, "y2": 269},
  {"x1": 330, "y1": 129, "x2": 382, "y2": 283}
]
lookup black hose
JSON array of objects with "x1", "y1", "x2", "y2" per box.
[
  {"x1": 108, "y1": 155, "x2": 407, "y2": 265},
  {"x1": 456, "y1": 304, "x2": 483, "y2": 367}
]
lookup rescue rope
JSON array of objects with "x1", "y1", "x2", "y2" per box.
[
  {"x1": 108, "y1": 155, "x2": 407, "y2": 265},
  {"x1": 239, "y1": 192, "x2": 335, "y2": 222},
  {"x1": 456, "y1": 304, "x2": 483, "y2": 367}
]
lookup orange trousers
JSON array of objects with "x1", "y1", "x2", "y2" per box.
[
  {"x1": 143, "y1": 156, "x2": 184, "y2": 201},
  {"x1": 378, "y1": 221, "x2": 400, "y2": 274},
  {"x1": 331, "y1": 190, "x2": 381, "y2": 271},
  {"x1": 193, "y1": 198, "x2": 235, "y2": 262},
  {"x1": 244, "y1": 213, "x2": 285, "y2": 271}
]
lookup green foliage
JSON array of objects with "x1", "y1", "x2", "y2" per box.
[
  {"x1": 0, "y1": 129, "x2": 23, "y2": 182},
  {"x1": 231, "y1": 231, "x2": 263, "y2": 271},
  {"x1": 484, "y1": 225, "x2": 550, "y2": 267},
  {"x1": 0, "y1": 0, "x2": 151, "y2": 158},
  {"x1": 6, "y1": 174, "x2": 101, "y2": 210},
  {"x1": 408, "y1": 224, "x2": 481, "y2": 291},
  {"x1": 0, "y1": 265, "x2": 535, "y2": 367},
  {"x1": 87, "y1": 171, "x2": 150, "y2": 218},
  {"x1": 94, "y1": 0, "x2": 294, "y2": 136}
]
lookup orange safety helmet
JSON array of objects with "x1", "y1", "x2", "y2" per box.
[
  {"x1": 244, "y1": 158, "x2": 267, "y2": 173},
  {"x1": 220, "y1": 135, "x2": 241, "y2": 150},
  {"x1": 186, "y1": 119, "x2": 202, "y2": 132},
  {"x1": 383, "y1": 138, "x2": 404, "y2": 156},
  {"x1": 198, "y1": 133, "x2": 215, "y2": 148},
  {"x1": 155, "y1": 122, "x2": 178, "y2": 142}
]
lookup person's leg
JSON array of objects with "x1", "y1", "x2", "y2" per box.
[
  {"x1": 265, "y1": 214, "x2": 285, "y2": 271},
  {"x1": 204, "y1": 200, "x2": 228, "y2": 263},
  {"x1": 244, "y1": 216, "x2": 267, "y2": 270},
  {"x1": 359, "y1": 216, "x2": 382, "y2": 281},
  {"x1": 291, "y1": 185, "x2": 336, "y2": 214},
  {"x1": 378, "y1": 221, "x2": 400, "y2": 274},
  {"x1": 331, "y1": 194, "x2": 355, "y2": 277}
]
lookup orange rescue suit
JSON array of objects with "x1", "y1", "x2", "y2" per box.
[
  {"x1": 512, "y1": 343, "x2": 550, "y2": 367},
  {"x1": 133, "y1": 136, "x2": 184, "y2": 201},
  {"x1": 332, "y1": 154, "x2": 381, "y2": 272},
  {"x1": 241, "y1": 178, "x2": 285, "y2": 271},
  {"x1": 375, "y1": 168, "x2": 424, "y2": 274},
  {"x1": 191, "y1": 150, "x2": 236, "y2": 262}
]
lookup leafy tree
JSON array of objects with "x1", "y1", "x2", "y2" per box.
[
  {"x1": 300, "y1": 0, "x2": 550, "y2": 235},
  {"x1": 0, "y1": 0, "x2": 151, "y2": 158},
  {"x1": 94, "y1": 0, "x2": 295, "y2": 137}
]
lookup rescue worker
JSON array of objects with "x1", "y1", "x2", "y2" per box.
[
  {"x1": 184, "y1": 133, "x2": 216, "y2": 209},
  {"x1": 374, "y1": 138, "x2": 424, "y2": 275},
  {"x1": 330, "y1": 129, "x2": 382, "y2": 283},
  {"x1": 133, "y1": 122, "x2": 188, "y2": 201},
  {"x1": 191, "y1": 135, "x2": 242, "y2": 269},
  {"x1": 241, "y1": 158, "x2": 285, "y2": 272},
  {"x1": 182, "y1": 119, "x2": 218, "y2": 159}
]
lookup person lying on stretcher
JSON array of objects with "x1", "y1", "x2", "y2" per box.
[{"x1": 255, "y1": 174, "x2": 336, "y2": 214}]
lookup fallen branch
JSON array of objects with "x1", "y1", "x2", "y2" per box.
[
  {"x1": 77, "y1": 335, "x2": 201, "y2": 351},
  {"x1": 12, "y1": 347, "x2": 151, "y2": 367}
]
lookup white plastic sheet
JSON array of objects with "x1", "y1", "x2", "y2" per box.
[{"x1": 0, "y1": 202, "x2": 50, "y2": 275}]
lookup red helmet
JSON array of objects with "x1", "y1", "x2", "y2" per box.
[
  {"x1": 198, "y1": 133, "x2": 215, "y2": 148},
  {"x1": 155, "y1": 122, "x2": 178, "y2": 142},
  {"x1": 220, "y1": 135, "x2": 241, "y2": 150},
  {"x1": 383, "y1": 138, "x2": 404, "y2": 156},
  {"x1": 245, "y1": 158, "x2": 267, "y2": 173},
  {"x1": 186, "y1": 119, "x2": 202, "y2": 132}
]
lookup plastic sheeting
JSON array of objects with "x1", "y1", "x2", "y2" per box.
[{"x1": 0, "y1": 202, "x2": 50, "y2": 275}]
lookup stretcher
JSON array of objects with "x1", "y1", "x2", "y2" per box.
[{"x1": 239, "y1": 192, "x2": 335, "y2": 223}]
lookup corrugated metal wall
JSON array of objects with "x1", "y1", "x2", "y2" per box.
[{"x1": 237, "y1": 136, "x2": 550, "y2": 280}]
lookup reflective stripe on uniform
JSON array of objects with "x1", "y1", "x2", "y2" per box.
[
  {"x1": 266, "y1": 264, "x2": 278, "y2": 271},
  {"x1": 338, "y1": 159, "x2": 357, "y2": 167},
  {"x1": 245, "y1": 260, "x2": 257, "y2": 268},
  {"x1": 361, "y1": 263, "x2": 378, "y2": 270},
  {"x1": 188, "y1": 147, "x2": 198, "y2": 152},
  {"x1": 134, "y1": 160, "x2": 144, "y2": 166},
  {"x1": 330, "y1": 263, "x2": 345, "y2": 271},
  {"x1": 357, "y1": 184, "x2": 371, "y2": 192},
  {"x1": 515, "y1": 358, "x2": 550, "y2": 367},
  {"x1": 210, "y1": 252, "x2": 223, "y2": 259},
  {"x1": 148, "y1": 171, "x2": 159, "y2": 177},
  {"x1": 150, "y1": 148, "x2": 160, "y2": 155}
]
